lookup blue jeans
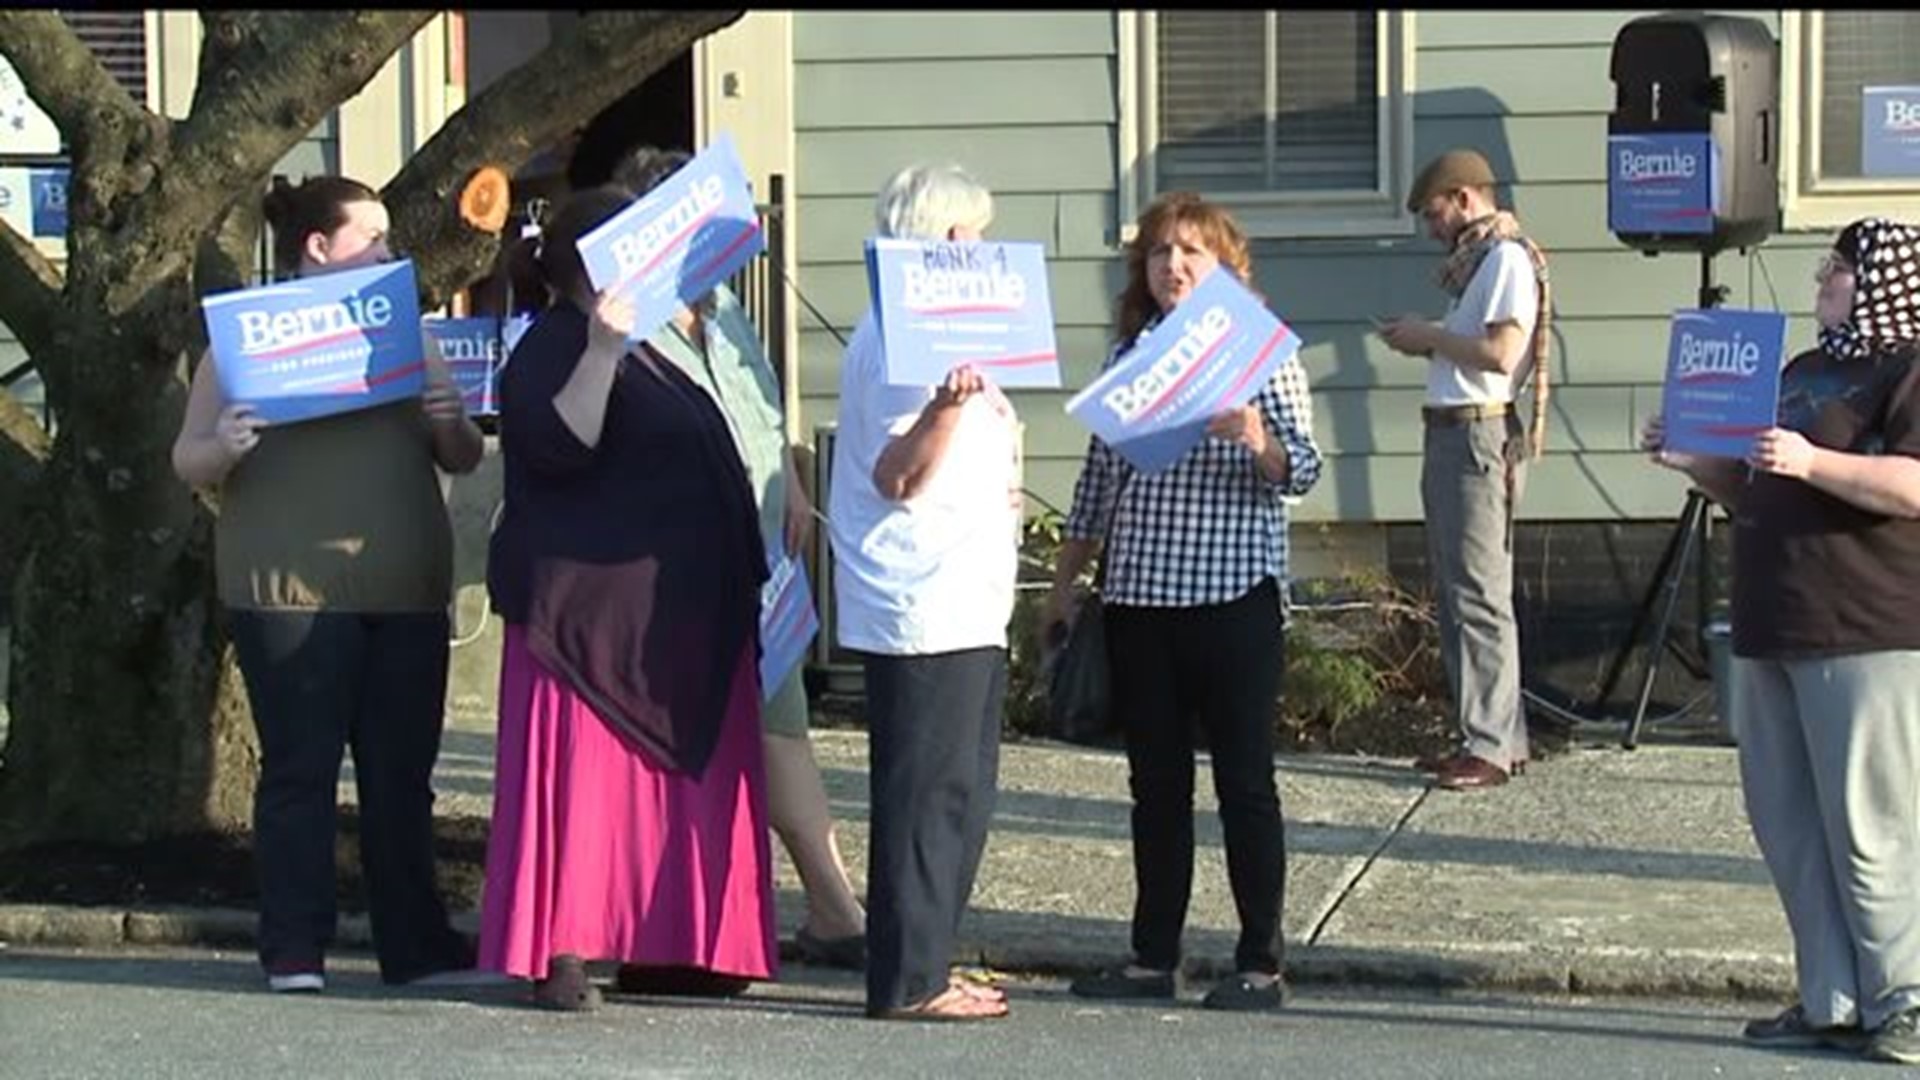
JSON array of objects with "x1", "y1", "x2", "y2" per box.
[{"x1": 228, "y1": 609, "x2": 468, "y2": 983}]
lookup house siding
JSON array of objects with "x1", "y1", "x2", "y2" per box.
[{"x1": 790, "y1": 9, "x2": 1834, "y2": 525}]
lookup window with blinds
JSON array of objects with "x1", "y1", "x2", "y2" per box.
[
  {"x1": 59, "y1": 10, "x2": 147, "y2": 106},
  {"x1": 1156, "y1": 11, "x2": 1378, "y2": 195},
  {"x1": 1817, "y1": 12, "x2": 1920, "y2": 179}
]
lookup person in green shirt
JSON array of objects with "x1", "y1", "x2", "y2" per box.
[{"x1": 614, "y1": 147, "x2": 868, "y2": 969}]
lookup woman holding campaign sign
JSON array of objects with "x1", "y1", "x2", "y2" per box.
[
  {"x1": 1643, "y1": 218, "x2": 1920, "y2": 1065},
  {"x1": 478, "y1": 184, "x2": 776, "y2": 1011},
  {"x1": 171, "y1": 175, "x2": 486, "y2": 994},
  {"x1": 829, "y1": 162, "x2": 1022, "y2": 1022},
  {"x1": 1047, "y1": 192, "x2": 1322, "y2": 1012},
  {"x1": 611, "y1": 145, "x2": 869, "y2": 974}
]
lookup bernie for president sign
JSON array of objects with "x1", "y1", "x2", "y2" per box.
[
  {"x1": 1065, "y1": 268, "x2": 1300, "y2": 474},
  {"x1": 865, "y1": 237, "x2": 1061, "y2": 389},
  {"x1": 576, "y1": 133, "x2": 763, "y2": 344},
  {"x1": 202, "y1": 259, "x2": 425, "y2": 425}
]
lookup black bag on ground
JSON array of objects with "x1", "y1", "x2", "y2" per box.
[{"x1": 1047, "y1": 592, "x2": 1115, "y2": 746}]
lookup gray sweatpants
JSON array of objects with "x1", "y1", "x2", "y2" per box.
[
  {"x1": 1421, "y1": 414, "x2": 1529, "y2": 769},
  {"x1": 1731, "y1": 651, "x2": 1920, "y2": 1029}
]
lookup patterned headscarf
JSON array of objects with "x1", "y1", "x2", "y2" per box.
[{"x1": 1819, "y1": 216, "x2": 1920, "y2": 362}]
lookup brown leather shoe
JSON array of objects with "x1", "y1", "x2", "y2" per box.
[
  {"x1": 1434, "y1": 755, "x2": 1509, "y2": 791},
  {"x1": 1418, "y1": 752, "x2": 1527, "y2": 776}
]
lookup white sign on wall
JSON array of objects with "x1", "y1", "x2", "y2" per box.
[{"x1": 2, "y1": 54, "x2": 62, "y2": 157}]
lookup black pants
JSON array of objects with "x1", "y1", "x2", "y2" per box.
[
  {"x1": 860, "y1": 647, "x2": 1006, "y2": 1012},
  {"x1": 228, "y1": 609, "x2": 468, "y2": 983},
  {"x1": 1105, "y1": 577, "x2": 1286, "y2": 975}
]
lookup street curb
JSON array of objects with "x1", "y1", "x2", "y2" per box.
[
  {"x1": 957, "y1": 933, "x2": 1794, "y2": 1003},
  {"x1": 2, "y1": 903, "x2": 1794, "y2": 1004}
]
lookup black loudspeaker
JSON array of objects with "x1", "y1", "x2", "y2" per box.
[{"x1": 1608, "y1": 12, "x2": 1778, "y2": 254}]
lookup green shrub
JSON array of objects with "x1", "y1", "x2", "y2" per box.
[{"x1": 1005, "y1": 503, "x2": 1451, "y2": 756}]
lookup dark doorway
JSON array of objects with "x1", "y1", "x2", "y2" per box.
[
  {"x1": 465, "y1": 47, "x2": 694, "y2": 318},
  {"x1": 566, "y1": 50, "x2": 697, "y2": 189}
]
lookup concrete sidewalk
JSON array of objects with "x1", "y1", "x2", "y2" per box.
[{"x1": 0, "y1": 724, "x2": 1793, "y2": 1002}]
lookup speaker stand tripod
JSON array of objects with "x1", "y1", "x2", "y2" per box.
[{"x1": 1585, "y1": 251, "x2": 1727, "y2": 749}]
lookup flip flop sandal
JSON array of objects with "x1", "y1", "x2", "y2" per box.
[
  {"x1": 950, "y1": 976, "x2": 1006, "y2": 1004},
  {"x1": 870, "y1": 984, "x2": 1009, "y2": 1023}
]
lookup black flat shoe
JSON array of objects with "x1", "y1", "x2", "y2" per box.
[
  {"x1": 613, "y1": 964, "x2": 751, "y2": 998},
  {"x1": 1068, "y1": 965, "x2": 1177, "y2": 1000},
  {"x1": 794, "y1": 926, "x2": 867, "y2": 971}
]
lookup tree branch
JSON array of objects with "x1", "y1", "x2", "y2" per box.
[
  {"x1": 386, "y1": 9, "x2": 746, "y2": 305},
  {"x1": 0, "y1": 216, "x2": 66, "y2": 362},
  {"x1": 0, "y1": 10, "x2": 142, "y2": 147},
  {"x1": 109, "y1": 11, "x2": 433, "y2": 308}
]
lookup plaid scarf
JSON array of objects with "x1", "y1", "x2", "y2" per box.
[
  {"x1": 1819, "y1": 217, "x2": 1920, "y2": 363},
  {"x1": 1436, "y1": 211, "x2": 1553, "y2": 459}
]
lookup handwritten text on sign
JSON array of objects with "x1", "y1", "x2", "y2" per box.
[
  {"x1": 1065, "y1": 268, "x2": 1299, "y2": 474},
  {"x1": 577, "y1": 133, "x2": 763, "y2": 345},
  {"x1": 865, "y1": 238, "x2": 1061, "y2": 388},
  {"x1": 203, "y1": 259, "x2": 425, "y2": 426},
  {"x1": 1659, "y1": 307, "x2": 1787, "y2": 458}
]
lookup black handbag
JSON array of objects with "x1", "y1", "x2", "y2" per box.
[{"x1": 1047, "y1": 588, "x2": 1113, "y2": 745}]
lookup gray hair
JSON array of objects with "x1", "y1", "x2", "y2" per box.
[{"x1": 873, "y1": 163, "x2": 994, "y2": 241}]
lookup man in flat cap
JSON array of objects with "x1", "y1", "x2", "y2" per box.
[{"x1": 1378, "y1": 148, "x2": 1553, "y2": 792}]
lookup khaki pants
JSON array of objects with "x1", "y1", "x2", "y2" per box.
[{"x1": 1420, "y1": 412, "x2": 1528, "y2": 769}]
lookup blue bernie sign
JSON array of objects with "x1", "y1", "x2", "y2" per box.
[
  {"x1": 865, "y1": 238, "x2": 1061, "y2": 388},
  {"x1": 1607, "y1": 133, "x2": 1719, "y2": 235},
  {"x1": 576, "y1": 133, "x2": 763, "y2": 345},
  {"x1": 1065, "y1": 267, "x2": 1300, "y2": 475},
  {"x1": 202, "y1": 259, "x2": 425, "y2": 425},
  {"x1": 1659, "y1": 307, "x2": 1787, "y2": 458}
]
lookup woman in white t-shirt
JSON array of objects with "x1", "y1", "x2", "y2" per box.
[{"x1": 828, "y1": 163, "x2": 1020, "y2": 1023}]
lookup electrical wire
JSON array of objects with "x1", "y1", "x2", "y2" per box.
[
  {"x1": 448, "y1": 498, "x2": 506, "y2": 649},
  {"x1": 1749, "y1": 246, "x2": 1783, "y2": 311}
]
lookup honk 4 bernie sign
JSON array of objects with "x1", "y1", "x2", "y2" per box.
[
  {"x1": 577, "y1": 134, "x2": 763, "y2": 343},
  {"x1": 865, "y1": 237, "x2": 1060, "y2": 388},
  {"x1": 203, "y1": 259, "x2": 425, "y2": 425},
  {"x1": 1065, "y1": 267, "x2": 1300, "y2": 474},
  {"x1": 1659, "y1": 307, "x2": 1786, "y2": 458}
]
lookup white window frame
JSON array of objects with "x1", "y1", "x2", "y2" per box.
[
  {"x1": 1116, "y1": 10, "x2": 1417, "y2": 242},
  {"x1": 1779, "y1": 11, "x2": 1920, "y2": 231}
]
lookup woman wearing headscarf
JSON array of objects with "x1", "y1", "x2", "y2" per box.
[{"x1": 1643, "y1": 218, "x2": 1920, "y2": 1064}]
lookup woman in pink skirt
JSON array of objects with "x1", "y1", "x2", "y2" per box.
[{"x1": 478, "y1": 184, "x2": 776, "y2": 1010}]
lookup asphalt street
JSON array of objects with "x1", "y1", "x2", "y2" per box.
[{"x1": 0, "y1": 944, "x2": 1891, "y2": 1080}]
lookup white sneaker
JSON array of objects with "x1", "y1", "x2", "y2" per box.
[{"x1": 267, "y1": 971, "x2": 325, "y2": 994}]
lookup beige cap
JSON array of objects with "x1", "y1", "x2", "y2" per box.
[{"x1": 1407, "y1": 149, "x2": 1497, "y2": 212}]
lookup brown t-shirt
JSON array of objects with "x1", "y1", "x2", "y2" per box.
[
  {"x1": 1732, "y1": 345, "x2": 1920, "y2": 659},
  {"x1": 216, "y1": 400, "x2": 453, "y2": 613}
]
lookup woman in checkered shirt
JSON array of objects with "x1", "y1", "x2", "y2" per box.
[{"x1": 1047, "y1": 191, "x2": 1323, "y2": 1013}]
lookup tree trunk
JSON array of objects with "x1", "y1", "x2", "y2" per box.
[
  {"x1": 0, "y1": 8, "x2": 746, "y2": 853},
  {"x1": 0, "y1": 319, "x2": 254, "y2": 848}
]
